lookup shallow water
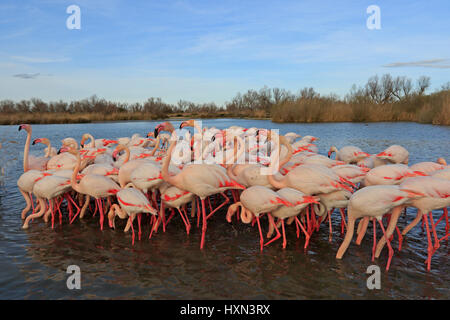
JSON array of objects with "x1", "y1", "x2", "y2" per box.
[{"x1": 0, "y1": 120, "x2": 449, "y2": 299}]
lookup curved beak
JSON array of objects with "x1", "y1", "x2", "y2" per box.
[
  {"x1": 179, "y1": 121, "x2": 187, "y2": 129},
  {"x1": 18, "y1": 125, "x2": 22, "y2": 131},
  {"x1": 154, "y1": 127, "x2": 160, "y2": 138}
]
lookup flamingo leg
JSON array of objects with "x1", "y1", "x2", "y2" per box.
[
  {"x1": 200, "y1": 198, "x2": 207, "y2": 249},
  {"x1": 423, "y1": 214, "x2": 433, "y2": 271},
  {"x1": 30, "y1": 193, "x2": 35, "y2": 214},
  {"x1": 50, "y1": 199, "x2": 55, "y2": 229},
  {"x1": 56, "y1": 197, "x2": 64, "y2": 225},
  {"x1": 378, "y1": 219, "x2": 394, "y2": 271},
  {"x1": 264, "y1": 215, "x2": 281, "y2": 247},
  {"x1": 66, "y1": 194, "x2": 73, "y2": 221},
  {"x1": 339, "y1": 208, "x2": 347, "y2": 234},
  {"x1": 129, "y1": 216, "x2": 135, "y2": 246},
  {"x1": 138, "y1": 213, "x2": 142, "y2": 241},
  {"x1": 196, "y1": 197, "x2": 201, "y2": 228},
  {"x1": 92, "y1": 199, "x2": 98, "y2": 217},
  {"x1": 97, "y1": 199, "x2": 104, "y2": 231},
  {"x1": 165, "y1": 207, "x2": 176, "y2": 226},
  {"x1": 256, "y1": 215, "x2": 264, "y2": 252},
  {"x1": 328, "y1": 210, "x2": 332, "y2": 242},
  {"x1": 177, "y1": 207, "x2": 190, "y2": 235},
  {"x1": 372, "y1": 218, "x2": 377, "y2": 262},
  {"x1": 428, "y1": 211, "x2": 440, "y2": 250},
  {"x1": 206, "y1": 192, "x2": 230, "y2": 220},
  {"x1": 20, "y1": 189, "x2": 32, "y2": 220},
  {"x1": 182, "y1": 207, "x2": 191, "y2": 232},
  {"x1": 72, "y1": 195, "x2": 88, "y2": 223},
  {"x1": 402, "y1": 210, "x2": 423, "y2": 235},
  {"x1": 294, "y1": 216, "x2": 310, "y2": 249},
  {"x1": 356, "y1": 217, "x2": 369, "y2": 245},
  {"x1": 281, "y1": 219, "x2": 287, "y2": 249}
]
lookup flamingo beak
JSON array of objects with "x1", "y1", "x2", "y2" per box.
[
  {"x1": 18, "y1": 125, "x2": 22, "y2": 131},
  {"x1": 327, "y1": 150, "x2": 332, "y2": 158},
  {"x1": 180, "y1": 121, "x2": 187, "y2": 129}
]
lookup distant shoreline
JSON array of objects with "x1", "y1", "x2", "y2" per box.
[{"x1": 0, "y1": 112, "x2": 448, "y2": 126}]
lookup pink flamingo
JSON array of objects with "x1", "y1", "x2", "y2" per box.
[
  {"x1": 161, "y1": 133, "x2": 245, "y2": 249},
  {"x1": 328, "y1": 146, "x2": 370, "y2": 164},
  {"x1": 336, "y1": 185, "x2": 423, "y2": 270},
  {"x1": 226, "y1": 186, "x2": 294, "y2": 251},
  {"x1": 376, "y1": 145, "x2": 409, "y2": 165},
  {"x1": 69, "y1": 149, "x2": 121, "y2": 230},
  {"x1": 363, "y1": 164, "x2": 426, "y2": 186},
  {"x1": 107, "y1": 187, "x2": 158, "y2": 245},
  {"x1": 390, "y1": 177, "x2": 450, "y2": 270}
]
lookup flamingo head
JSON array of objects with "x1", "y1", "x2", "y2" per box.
[
  {"x1": 437, "y1": 157, "x2": 447, "y2": 166},
  {"x1": 32, "y1": 138, "x2": 49, "y2": 145},
  {"x1": 112, "y1": 144, "x2": 126, "y2": 160},
  {"x1": 80, "y1": 134, "x2": 88, "y2": 148},
  {"x1": 179, "y1": 119, "x2": 195, "y2": 129},
  {"x1": 18, "y1": 124, "x2": 31, "y2": 132}
]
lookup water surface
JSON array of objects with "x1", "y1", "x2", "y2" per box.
[{"x1": 0, "y1": 120, "x2": 449, "y2": 299}]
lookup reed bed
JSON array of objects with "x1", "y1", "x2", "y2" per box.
[{"x1": 1, "y1": 75, "x2": 449, "y2": 125}]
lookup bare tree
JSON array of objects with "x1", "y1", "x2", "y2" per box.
[{"x1": 417, "y1": 76, "x2": 431, "y2": 95}]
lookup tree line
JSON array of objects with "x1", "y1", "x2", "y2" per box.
[{"x1": 1, "y1": 74, "x2": 449, "y2": 125}]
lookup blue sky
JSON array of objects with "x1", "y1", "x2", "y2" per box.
[{"x1": 0, "y1": 0, "x2": 449, "y2": 105}]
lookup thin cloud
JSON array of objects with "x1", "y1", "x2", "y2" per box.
[
  {"x1": 383, "y1": 59, "x2": 450, "y2": 69},
  {"x1": 13, "y1": 73, "x2": 40, "y2": 79},
  {"x1": 11, "y1": 56, "x2": 70, "y2": 63}
]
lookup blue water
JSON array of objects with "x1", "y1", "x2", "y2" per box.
[{"x1": 0, "y1": 120, "x2": 449, "y2": 299}]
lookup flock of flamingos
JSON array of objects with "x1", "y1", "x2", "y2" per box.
[{"x1": 16, "y1": 120, "x2": 449, "y2": 271}]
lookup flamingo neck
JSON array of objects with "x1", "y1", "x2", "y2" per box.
[
  {"x1": 70, "y1": 152, "x2": 82, "y2": 194},
  {"x1": 86, "y1": 134, "x2": 95, "y2": 148},
  {"x1": 150, "y1": 135, "x2": 161, "y2": 156},
  {"x1": 23, "y1": 128, "x2": 32, "y2": 172},
  {"x1": 43, "y1": 140, "x2": 52, "y2": 158},
  {"x1": 161, "y1": 139, "x2": 178, "y2": 187}
]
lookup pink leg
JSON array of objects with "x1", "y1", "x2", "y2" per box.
[
  {"x1": 428, "y1": 211, "x2": 440, "y2": 250},
  {"x1": 281, "y1": 219, "x2": 287, "y2": 249},
  {"x1": 372, "y1": 219, "x2": 377, "y2": 262},
  {"x1": 295, "y1": 216, "x2": 310, "y2": 249},
  {"x1": 129, "y1": 216, "x2": 135, "y2": 246},
  {"x1": 196, "y1": 197, "x2": 201, "y2": 228},
  {"x1": 138, "y1": 213, "x2": 142, "y2": 241},
  {"x1": 378, "y1": 219, "x2": 394, "y2": 271},
  {"x1": 177, "y1": 208, "x2": 190, "y2": 235},
  {"x1": 97, "y1": 199, "x2": 104, "y2": 231},
  {"x1": 328, "y1": 210, "x2": 333, "y2": 242},
  {"x1": 256, "y1": 216, "x2": 264, "y2": 252},
  {"x1": 200, "y1": 198, "x2": 207, "y2": 249},
  {"x1": 50, "y1": 199, "x2": 55, "y2": 229},
  {"x1": 423, "y1": 214, "x2": 433, "y2": 271},
  {"x1": 182, "y1": 207, "x2": 191, "y2": 232},
  {"x1": 30, "y1": 193, "x2": 35, "y2": 214},
  {"x1": 340, "y1": 208, "x2": 347, "y2": 235},
  {"x1": 68, "y1": 194, "x2": 81, "y2": 224},
  {"x1": 264, "y1": 215, "x2": 281, "y2": 247},
  {"x1": 206, "y1": 192, "x2": 230, "y2": 220}
]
